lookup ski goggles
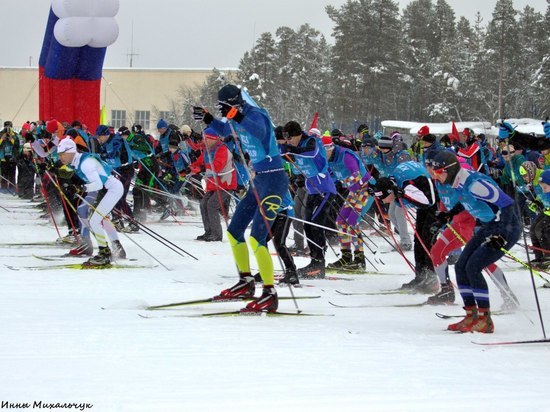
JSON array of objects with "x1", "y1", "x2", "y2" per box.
[{"x1": 431, "y1": 161, "x2": 458, "y2": 175}]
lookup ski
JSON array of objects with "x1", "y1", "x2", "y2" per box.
[
  {"x1": 33, "y1": 253, "x2": 138, "y2": 262},
  {"x1": 146, "y1": 295, "x2": 321, "y2": 310},
  {"x1": 328, "y1": 301, "x2": 429, "y2": 308},
  {"x1": 5, "y1": 262, "x2": 155, "y2": 271},
  {"x1": 139, "y1": 311, "x2": 333, "y2": 318},
  {"x1": 471, "y1": 339, "x2": 550, "y2": 346},
  {"x1": 325, "y1": 268, "x2": 402, "y2": 275},
  {"x1": 435, "y1": 309, "x2": 525, "y2": 319},
  {"x1": 0, "y1": 241, "x2": 69, "y2": 248},
  {"x1": 335, "y1": 289, "x2": 411, "y2": 296}
]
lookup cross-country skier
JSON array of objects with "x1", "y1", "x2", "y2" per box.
[
  {"x1": 57, "y1": 138, "x2": 125, "y2": 266},
  {"x1": 192, "y1": 84, "x2": 288, "y2": 313}
]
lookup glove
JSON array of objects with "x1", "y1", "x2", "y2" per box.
[
  {"x1": 163, "y1": 173, "x2": 173, "y2": 182},
  {"x1": 178, "y1": 174, "x2": 186, "y2": 182},
  {"x1": 434, "y1": 210, "x2": 452, "y2": 226},
  {"x1": 394, "y1": 187, "x2": 404, "y2": 199},
  {"x1": 497, "y1": 120, "x2": 514, "y2": 139},
  {"x1": 192, "y1": 106, "x2": 214, "y2": 124},
  {"x1": 217, "y1": 102, "x2": 244, "y2": 122},
  {"x1": 543, "y1": 121, "x2": 550, "y2": 139},
  {"x1": 57, "y1": 164, "x2": 75, "y2": 180},
  {"x1": 527, "y1": 199, "x2": 543, "y2": 213},
  {"x1": 484, "y1": 234, "x2": 506, "y2": 250}
]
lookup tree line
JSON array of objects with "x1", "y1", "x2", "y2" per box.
[{"x1": 181, "y1": 0, "x2": 550, "y2": 135}]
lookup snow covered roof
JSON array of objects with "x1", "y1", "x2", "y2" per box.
[{"x1": 381, "y1": 119, "x2": 546, "y2": 137}]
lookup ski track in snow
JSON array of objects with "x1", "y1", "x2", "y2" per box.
[{"x1": 0, "y1": 194, "x2": 549, "y2": 412}]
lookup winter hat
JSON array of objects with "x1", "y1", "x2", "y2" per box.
[
  {"x1": 57, "y1": 138, "x2": 77, "y2": 154},
  {"x1": 308, "y1": 128, "x2": 321, "y2": 137},
  {"x1": 541, "y1": 169, "x2": 550, "y2": 185},
  {"x1": 96, "y1": 125, "x2": 110, "y2": 136},
  {"x1": 432, "y1": 150, "x2": 461, "y2": 184},
  {"x1": 422, "y1": 133, "x2": 436, "y2": 144},
  {"x1": 331, "y1": 128, "x2": 343, "y2": 138},
  {"x1": 519, "y1": 161, "x2": 538, "y2": 182},
  {"x1": 357, "y1": 124, "x2": 369, "y2": 134},
  {"x1": 181, "y1": 125, "x2": 192, "y2": 135},
  {"x1": 168, "y1": 135, "x2": 181, "y2": 148},
  {"x1": 378, "y1": 136, "x2": 393, "y2": 149},
  {"x1": 46, "y1": 119, "x2": 58, "y2": 133},
  {"x1": 361, "y1": 137, "x2": 376, "y2": 148},
  {"x1": 498, "y1": 120, "x2": 514, "y2": 140},
  {"x1": 418, "y1": 125, "x2": 430, "y2": 136},
  {"x1": 157, "y1": 119, "x2": 169, "y2": 130},
  {"x1": 322, "y1": 135, "x2": 334, "y2": 148},
  {"x1": 204, "y1": 127, "x2": 219, "y2": 140},
  {"x1": 218, "y1": 84, "x2": 243, "y2": 106}
]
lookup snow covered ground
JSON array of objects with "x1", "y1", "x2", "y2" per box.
[{"x1": 0, "y1": 192, "x2": 549, "y2": 412}]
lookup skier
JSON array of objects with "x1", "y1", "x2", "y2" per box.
[
  {"x1": 430, "y1": 151, "x2": 521, "y2": 333},
  {"x1": 57, "y1": 137, "x2": 126, "y2": 266},
  {"x1": 193, "y1": 84, "x2": 289, "y2": 313},
  {"x1": 279, "y1": 121, "x2": 336, "y2": 279},
  {"x1": 372, "y1": 161, "x2": 439, "y2": 293},
  {"x1": 325, "y1": 136, "x2": 375, "y2": 271}
]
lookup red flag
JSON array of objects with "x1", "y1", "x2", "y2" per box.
[
  {"x1": 450, "y1": 122, "x2": 460, "y2": 143},
  {"x1": 309, "y1": 112, "x2": 319, "y2": 130}
]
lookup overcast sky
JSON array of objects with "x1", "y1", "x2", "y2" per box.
[{"x1": 0, "y1": 0, "x2": 546, "y2": 69}]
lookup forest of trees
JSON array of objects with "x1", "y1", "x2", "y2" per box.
[{"x1": 183, "y1": 0, "x2": 550, "y2": 134}]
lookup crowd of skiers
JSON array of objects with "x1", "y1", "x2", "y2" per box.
[{"x1": 2, "y1": 83, "x2": 550, "y2": 330}]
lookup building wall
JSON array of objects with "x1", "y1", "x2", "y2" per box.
[{"x1": 0, "y1": 67, "x2": 234, "y2": 133}]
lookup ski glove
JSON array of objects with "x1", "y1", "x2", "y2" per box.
[
  {"x1": 484, "y1": 234, "x2": 507, "y2": 250},
  {"x1": 192, "y1": 106, "x2": 213, "y2": 124},
  {"x1": 217, "y1": 102, "x2": 244, "y2": 122},
  {"x1": 543, "y1": 120, "x2": 550, "y2": 139}
]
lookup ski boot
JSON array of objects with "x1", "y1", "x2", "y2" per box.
[
  {"x1": 426, "y1": 282, "x2": 455, "y2": 305},
  {"x1": 400, "y1": 243, "x2": 412, "y2": 251},
  {"x1": 447, "y1": 306, "x2": 477, "y2": 331},
  {"x1": 400, "y1": 276, "x2": 421, "y2": 290},
  {"x1": 196, "y1": 233, "x2": 209, "y2": 241},
  {"x1": 297, "y1": 259, "x2": 325, "y2": 279},
  {"x1": 279, "y1": 269, "x2": 299, "y2": 285},
  {"x1": 69, "y1": 239, "x2": 93, "y2": 256},
  {"x1": 122, "y1": 222, "x2": 140, "y2": 233},
  {"x1": 326, "y1": 250, "x2": 353, "y2": 270},
  {"x1": 351, "y1": 251, "x2": 366, "y2": 271},
  {"x1": 56, "y1": 230, "x2": 78, "y2": 245},
  {"x1": 413, "y1": 272, "x2": 440, "y2": 294},
  {"x1": 241, "y1": 286, "x2": 278, "y2": 313},
  {"x1": 466, "y1": 307, "x2": 494, "y2": 333},
  {"x1": 111, "y1": 240, "x2": 127, "y2": 260},
  {"x1": 84, "y1": 246, "x2": 112, "y2": 267},
  {"x1": 216, "y1": 274, "x2": 256, "y2": 300},
  {"x1": 160, "y1": 207, "x2": 173, "y2": 221},
  {"x1": 112, "y1": 218, "x2": 125, "y2": 232}
]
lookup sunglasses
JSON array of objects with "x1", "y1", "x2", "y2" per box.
[
  {"x1": 501, "y1": 150, "x2": 515, "y2": 155},
  {"x1": 431, "y1": 161, "x2": 458, "y2": 175}
]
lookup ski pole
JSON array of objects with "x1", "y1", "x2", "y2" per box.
[
  {"x1": 115, "y1": 209, "x2": 198, "y2": 261},
  {"x1": 74, "y1": 194, "x2": 171, "y2": 271}
]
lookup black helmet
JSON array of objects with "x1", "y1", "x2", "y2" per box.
[
  {"x1": 218, "y1": 84, "x2": 243, "y2": 106},
  {"x1": 432, "y1": 150, "x2": 461, "y2": 184}
]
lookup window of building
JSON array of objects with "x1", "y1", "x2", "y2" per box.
[
  {"x1": 158, "y1": 111, "x2": 175, "y2": 124},
  {"x1": 135, "y1": 110, "x2": 150, "y2": 131},
  {"x1": 111, "y1": 110, "x2": 126, "y2": 129}
]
